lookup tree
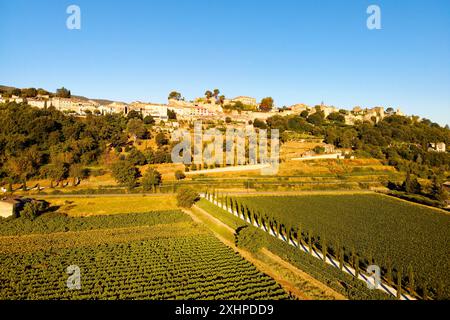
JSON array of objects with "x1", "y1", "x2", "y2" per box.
[
  {"x1": 339, "y1": 250, "x2": 344, "y2": 270},
  {"x1": 37, "y1": 88, "x2": 50, "y2": 96},
  {"x1": 45, "y1": 160, "x2": 69, "y2": 188},
  {"x1": 167, "y1": 109, "x2": 177, "y2": 120},
  {"x1": 155, "y1": 132, "x2": 169, "y2": 147},
  {"x1": 144, "y1": 115, "x2": 155, "y2": 125},
  {"x1": 386, "y1": 258, "x2": 393, "y2": 284},
  {"x1": 6, "y1": 156, "x2": 33, "y2": 190},
  {"x1": 213, "y1": 89, "x2": 220, "y2": 98},
  {"x1": 127, "y1": 119, "x2": 147, "y2": 141},
  {"x1": 397, "y1": 268, "x2": 403, "y2": 299},
  {"x1": 300, "y1": 110, "x2": 309, "y2": 118},
  {"x1": 327, "y1": 112, "x2": 345, "y2": 123},
  {"x1": 407, "y1": 265, "x2": 415, "y2": 294},
  {"x1": 430, "y1": 175, "x2": 447, "y2": 202},
  {"x1": 10, "y1": 88, "x2": 21, "y2": 96},
  {"x1": 21, "y1": 88, "x2": 38, "y2": 98},
  {"x1": 259, "y1": 97, "x2": 274, "y2": 112},
  {"x1": 142, "y1": 168, "x2": 162, "y2": 192},
  {"x1": 56, "y1": 87, "x2": 71, "y2": 98},
  {"x1": 253, "y1": 118, "x2": 267, "y2": 129},
  {"x1": 168, "y1": 91, "x2": 181, "y2": 101},
  {"x1": 313, "y1": 146, "x2": 325, "y2": 154},
  {"x1": 127, "y1": 148, "x2": 147, "y2": 166},
  {"x1": 20, "y1": 200, "x2": 49, "y2": 220},
  {"x1": 126, "y1": 110, "x2": 143, "y2": 120},
  {"x1": 321, "y1": 237, "x2": 327, "y2": 263},
  {"x1": 176, "y1": 188, "x2": 200, "y2": 208},
  {"x1": 235, "y1": 226, "x2": 267, "y2": 253},
  {"x1": 175, "y1": 170, "x2": 186, "y2": 180},
  {"x1": 111, "y1": 160, "x2": 140, "y2": 189},
  {"x1": 68, "y1": 163, "x2": 84, "y2": 186},
  {"x1": 307, "y1": 111, "x2": 325, "y2": 125},
  {"x1": 205, "y1": 90, "x2": 213, "y2": 100},
  {"x1": 308, "y1": 230, "x2": 313, "y2": 255},
  {"x1": 402, "y1": 171, "x2": 422, "y2": 194}
]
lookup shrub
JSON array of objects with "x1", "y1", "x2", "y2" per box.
[
  {"x1": 155, "y1": 132, "x2": 169, "y2": 147},
  {"x1": 235, "y1": 226, "x2": 267, "y2": 254},
  {"x1": 142, "y1": 168, "x2": 162, "y2": 192},
  {"x1": 143, "y1": 115, "x2": 155, "y2": 125},
  {"x1": 20, "y1": 200, "x2": 49, "y2": 220},
  {"x1": 111, "y1": 160, "x2": 140, "y2": 189},
  {"x1": 176, "y1": 188, "x2": 200, "y2": 208},
  {"x1": 175, "y1": 170, "x2": 186, "y2": 180},
  {"x1": 127, "y1": 149, "x2": 147, "y2": 166}
]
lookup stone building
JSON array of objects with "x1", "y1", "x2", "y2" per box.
[{"x1": 0, "y1": 198, "x2": 20, "y2": 218}]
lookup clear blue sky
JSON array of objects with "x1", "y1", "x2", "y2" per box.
[{"x1": 1, "y1": 0, "x2": 449, "y2": 125}]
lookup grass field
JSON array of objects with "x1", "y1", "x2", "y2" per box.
[
  {"x1": 0, "y1": 210, "x2": 289, "y2": 300},
  {"x1": 235, "y1": 194, "x2": 450, "y2": 299},
  {"x1": 37, "y1": 195, "x2": 178, "y2": 216}
]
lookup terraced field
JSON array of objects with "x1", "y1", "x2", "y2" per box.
[{"x1": 0, "y1": 210, "x2": 289, "y2": 300}]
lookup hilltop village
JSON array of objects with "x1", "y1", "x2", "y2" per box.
[{"x1": 0, "y1": 87, "x2": 407, "y2": 126}]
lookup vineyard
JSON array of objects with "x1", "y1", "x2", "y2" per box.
[
  {"x1": 0, "y1": 210, "x2": 190, "y2": 236},
  {"x1": 197, "y1": 198, "x2": 391, "y2": 300},
  {"x1": 0, "y1": 211, "x2": 289, "y2": 300},
  {"x1": 204, "y1": 192, "x2": 450, "y2": 300}
]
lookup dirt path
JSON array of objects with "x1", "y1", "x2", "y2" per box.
[
  {"x1": 224, "y1": 190, "x2": 375, "y2": 196},
  {"x1": 190, "y1": 205, "x2": 235, "y2": 233},
  {"x1": 184, "y1": 206, "x2": 344, "y2": 300}
]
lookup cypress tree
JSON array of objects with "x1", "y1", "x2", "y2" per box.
[
  {"x1": 257, "y1": 211, "x2": 262, "y2": 227},
  {"x1": 308, "y1": 231, "x2": 313, "y2": 255},
  {"x1": 407, "y1": 264, "x2": 415, "y2": 294},
  {"x1": 339, "y1": 250, "x2": 344, "y2": 270},
  {"x1": 237, "y1": 201, "x2": 241, "y2": 218},
  {"x1": 386, "y1": 258, "x2": 393, "y2": 285},
  {"x1": 397, "y1": 268, "x2": 403, "y2": 300},
  {"x1": 273, "y1": 220, "x2": 278, "y2": 236},
  {"x1": 296, "y1": 229, "x2": 302, "y2": 247},
  {"x1": 335, "y1": 239, "x2": 341, "y2": 265},
  {"x1": 437, "y1": 281, "x2": 444, "y2": 300},
  {"x1": 422, "y1": 282, "x2": 428, "y2": 300},
  {"x1": 367, "y1": 250, "x2": 373, "y2": 266},
  {"x1": 286, "y1": 226, "x2": 292, "y2": 244},
  {"x1": 298, "y1": 223, "x2": 302, "y2": 243},
  {"x1": 351, "y1": 247, "x2": 356, "y2": 268},
  {"x1": 321, "y1": 237, "x2": 327, "y2": 263},
  {"x1": 354, "y1": 255, "x2": 359, "y2": 278}
]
